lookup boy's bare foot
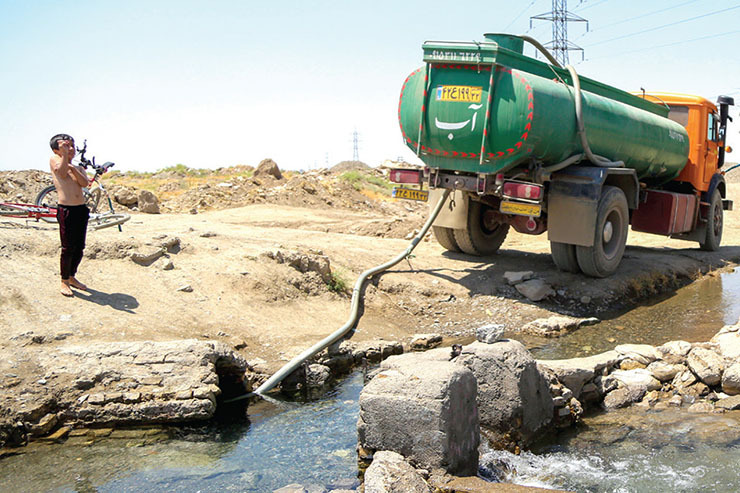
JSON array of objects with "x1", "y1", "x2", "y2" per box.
[
  {"x1": 61, "y1": 281, "x2": 74, "y2": 297},
  {"x1": 69, "y1": 277, "x2": 88, "y2": 291}
]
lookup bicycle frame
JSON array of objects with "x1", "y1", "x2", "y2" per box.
[
  {"x1": 0, "y1": 202, "x2": 57, "y2": 220},
  {"x1": 1, "y1": 201, "x2": 130, "y2": 230}
]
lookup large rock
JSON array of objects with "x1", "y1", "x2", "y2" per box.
[
  {"x1": 672, "y1": 368, "x2": 698, "y2": 391},
  {"x1": 722, "y1": 362, "x2": 740, "y2": 395},
  {"x1": 646, "y1": 361, "x2": 685, "y2": 382},
  {"x1": 358, "y1": 358, "x2": 479, "y2": 475},
  {"x1": 602, "y1": 369, "x2": 661, "y2": 410},
  {"x1": 503, "y1": 271, "x2": 533, "y2": 285},
  {"x1": 603, "y1": 387, "x2": 642, "y2": 409},
  {"x1": 609, "y1": 369, "x2": 661, "y2": 394},
  {"x1": 711, "y1": 323, "x2": 740, "y2": 360},
  {"x1": 538, "y1": 350, "x2": 620, "y2": 397},
  {"x1": 410, "y1": 334, "x2": 443, "y2": 351},
  {"x1": 520, "y1": 316, "x2": 598, "y2": 338},
  {"x1": 657, "y1": 340, "x2": 692, "y2": 359},
  {"x1": 114, "y1": 187, "x2": 138, "y2": 206},
  {"x1": 137, "y1": 190, "x2": 160, "y2": 214},
  {"x1": 455, "y1": 341, "x2": 553, "y2": 447},
  {"x1": 615, "y1": 344, "x2": 661, "y2": 365},
  {"x1": 364, "y1": 451, "x2": 431, "y2": 493},
  {"x1": 476, "y1": 324, "x2": 505, "y2": 344},
  {"x1": 687, "y1": 347, "x2": 725, "y2": 386},
  {"x1": 254, "y1": 158, "x2": 282, "y2": 179},
  {"x1": 514, "y1": 279, "x2": 554, "y2": 301},
  {"x1": 716, "y1": 395, "x2": 740, "y2": 410}
]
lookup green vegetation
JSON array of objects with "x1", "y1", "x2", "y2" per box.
[
  {"x1": 159, "y1": 164, "x2": 211, "y2": 177},
  {"x1": 338, "y1": 170, "x2": 393, "y2": 195},
  {"x1": 327, "y1": 270, "x2": 349, "y2": 294}
]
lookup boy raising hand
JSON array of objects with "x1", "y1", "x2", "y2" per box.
[{"x1": 49, "y1": 133, "x2": 90, "y2": 297}]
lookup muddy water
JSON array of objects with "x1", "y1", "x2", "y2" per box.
[
  {"x1": 3, "y1": 268, "x2": 740, "y2": 492},
  {"x1": 526, "y1": 266, "x2": 740, "y2": 360}
]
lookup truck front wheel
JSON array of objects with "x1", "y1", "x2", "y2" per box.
[
  {"x1": 576, "y1": 186, "x2": 629, "y2": 278},
  {"x1": 700, "y1": 189, "x2": 723, "y2": 251},
  {"x1": 453, "y1": 200, "x2": 509, "y2": 256}
]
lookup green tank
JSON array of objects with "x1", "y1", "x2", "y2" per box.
[{"x1": 398, "y1": 33, "x2": 690, "y2": 184}]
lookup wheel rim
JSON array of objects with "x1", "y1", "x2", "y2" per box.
[
  {"x1": 602, "y1": 209, "x2": 623, "y2": 259},
  {"x1": 713, "y1": 202, "x2": 722, "y2": 238},
  {"x1": 481, "y1": 206, "x2": 503, "y2": 235}
]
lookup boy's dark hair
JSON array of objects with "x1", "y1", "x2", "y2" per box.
[{"x1": 50, "y1": 133, "x2": 74, "y2": 150}]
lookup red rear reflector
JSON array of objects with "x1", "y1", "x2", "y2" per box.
[
  {"x1": 389, "y1": 169, "x2": 422, "y2": 184},
  {"x1": 503, "y1": 182, "x2": 542, "y2": 200}
]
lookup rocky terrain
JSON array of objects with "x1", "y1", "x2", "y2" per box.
[{"x1": 2, "y1": 160, "x2": 740, "y2": 452}]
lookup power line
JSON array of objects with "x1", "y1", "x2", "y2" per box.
[
  {"x1": 596, "y1": 0, "x2": 699, "y2": 31},
  {"x1": 587, "y1": 4, "x2": 740, "y2": 47},
  {"x1": 584, "y1": 28, "x2": 740, "y2": 61},
  {"x1": 504, "y1": 0, "x2": 539, "y2": 31},
  {"x1": 574, "y1": 0, "x2": 700, "y2": 40},
  {"x1": 572, "y1": 0, "x2": 609, "y2": 12}
]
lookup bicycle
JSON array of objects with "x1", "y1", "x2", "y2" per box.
[
  {"x1": 0, "y1": 202, "x2": 130, "y2": 230},
  {"x1": 35, "y1": 140, "x2": 121, "y2": 227}
]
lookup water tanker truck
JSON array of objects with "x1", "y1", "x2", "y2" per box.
[{"x1": 391, "y1": 33, "x2": 734, "y2": 277}]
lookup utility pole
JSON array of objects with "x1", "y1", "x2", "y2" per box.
[
  {"x1": 530, "y1": 0, "x2": 588, "y2": 66},
  {"x1": 352, "y1": 129, "x2": 360, "y2": 162}
]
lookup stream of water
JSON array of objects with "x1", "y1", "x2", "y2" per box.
[{"x1": 3, "y1": 267, "x2": 740, "y2": 492}]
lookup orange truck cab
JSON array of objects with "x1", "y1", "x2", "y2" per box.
[
  {"x1": 640, "y1": 93, "x2": 732, "y2": 193},
  {"x1": 628, "y1": 93, "x2": 734, "y2": 248}
]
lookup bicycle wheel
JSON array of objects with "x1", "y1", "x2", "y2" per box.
[
  {"x1": 35, "y1": 185, "x2": 59, "y2": 223},
  {"x1": 90, "y1": 213, "x2": 130, "y2": 230},
  {"x1": 87, "y1": 187, "x2": 102, "y2": 214},
  {"x1": 0, "y1": 203, "x2": 29, "y2": 218}
]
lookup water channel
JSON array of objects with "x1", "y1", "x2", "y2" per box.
[{"x1": 2, "y1": 267, "x2": 740, "y2": 492}]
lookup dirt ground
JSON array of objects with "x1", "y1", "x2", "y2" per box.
[{"x1": 2, "y1": 166, "x2": 740, "y2": 412}]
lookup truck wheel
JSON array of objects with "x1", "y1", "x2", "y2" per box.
[
  {"x1": 453, "y1": 200, "x2": 509, "y2": 256},
  {"x1": 576, "y1": 186, "x2": 629, "y2": 278},
  {"x1": 432, "y1": 226, "x2": 461, "y2": 252},
  {"x1": 700, "y1": 189, "x2": 723, "y2": 251},
  {"x1": 550, "y1": 242, "x2": 580, "y2": 273}
]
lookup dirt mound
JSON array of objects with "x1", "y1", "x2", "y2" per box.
[
  {"x1": 331, "y1": 160, "x2": 371, "y2": 173},
  {"x1": 0, "y1": 170, "x2": 53, "y2": 204}
]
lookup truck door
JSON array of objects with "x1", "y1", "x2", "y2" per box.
[{"x1": 704, "y1": 111, "x2": 720, "y2": 183}]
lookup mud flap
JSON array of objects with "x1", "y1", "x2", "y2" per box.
[
  {"x1": 430, "y1": 189, "x2": 468, "y2": 229},
  {"x1": 547, "y1": 166, "x2": 637, "y2": 247}
]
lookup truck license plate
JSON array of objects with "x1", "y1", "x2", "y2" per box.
[
  {"x1": 500, "y1": 201, "x2": 541, "y2": 217},
  {"x1": 435, "y1": 85, "x2": 482, "y2": 103},
  {"x1": 393, "y1": 187, "x2": 429, "y2": 202}
]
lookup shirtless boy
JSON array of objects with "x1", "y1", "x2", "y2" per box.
[{"x1": 49, "y1": 133, "x2": 90, "y2": 297}]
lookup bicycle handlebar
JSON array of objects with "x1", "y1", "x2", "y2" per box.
[{"x1": 75, "y1": 139, "x2": 115, "y2": 174}]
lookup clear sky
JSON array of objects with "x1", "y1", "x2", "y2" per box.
[{"x1": 1, "y1": 0, "x2": 739, "y2": 173}]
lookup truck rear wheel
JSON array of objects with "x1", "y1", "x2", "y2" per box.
[
  {"x1": 700, "y1": 189, "x2": 723, "y2": 251},
  {"x1": 576, "y1": 186, "x2": 629, "y2": 278},
  {"x1": 550, "y1": 242, "x2": 580, "y2": 273},
  {"x1": 453, "y1": 200, "x2": 509, "y2": 256},
  {"x1": 432, "y1": 226, "x2": 462, "y2": 252}
]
